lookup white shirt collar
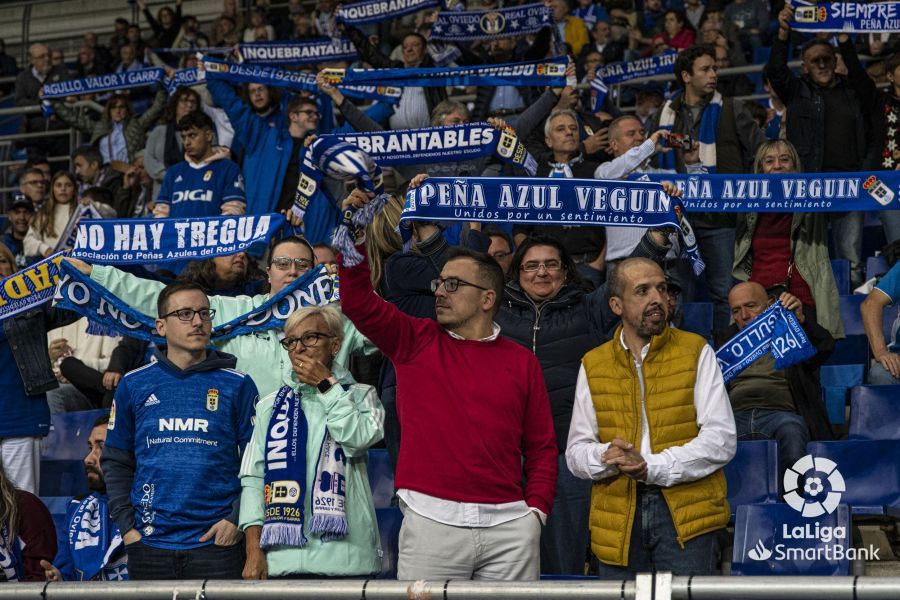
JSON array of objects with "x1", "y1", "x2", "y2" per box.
[
  {"x1": 619, "y1": 329, "x2": 651, "y2": 362},
  {"x1": 446, "y1": 322, "x2": 501, "y2": 342}
]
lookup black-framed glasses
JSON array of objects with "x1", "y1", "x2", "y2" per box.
[
  {"x1": 293, "y1": 109, "x2": 321, "y2": 118},
  {"x1": 280, "y1": 331, "x2": 334, "y2": 351},
  {"x1": 270, "y1": 256, "x2": 313, "y2": 271},
  {"x1": 160, "y1": 308, "x2": 216, "y2": 322},
  {"x1": 521, "y1": 260, "x2": 563, "y2": 272},
  {"x1": 22, "y1": 179, "x2": 45, "y2": 187},
  {"x1": 430, "y1": 276, "x2": 489, "y2": 293}
]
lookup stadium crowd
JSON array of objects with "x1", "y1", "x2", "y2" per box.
[{"x1": 0, "y1": 0, "x2": 898, "y2": 585}]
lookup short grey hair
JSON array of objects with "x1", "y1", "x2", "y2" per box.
[
  {"x1": 544, "y1": 108, "x2": 578, "y2": 139},
  {"x1": 430, "y1": 100, "x2": 469, "y2": 126},
  {"x1": 283, "y1": 305, "x2": 344, "y2": 339}
]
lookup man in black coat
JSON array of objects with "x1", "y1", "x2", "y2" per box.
[{"x1": 14, "y1": 43, "x2": 69, "y2": 159}]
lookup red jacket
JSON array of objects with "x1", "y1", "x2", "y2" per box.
[{"x1": 339, "y1": 248, "x2": 558, "y2": 514}]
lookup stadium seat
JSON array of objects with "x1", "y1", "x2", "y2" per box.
[
  {"x1": 838, "y1": 296, "x2": 865, "y2": 336},
  {"x1": 367, "y1": 449, "x2": 395, "y2": 509},
  {"x1": 732, "y1": 503, "x2": 851, "y2": 576},
  {"x1": 848, "y1": 385, "x2": 900, "y2": 441},
  {"x1": 42, "y1": 496, "x2": 72, "y2": 539},
  {"x1": 806, "y1": 440, "x2": 900, "y2": 515},
  {"x1": 42, "y1": 409, "x2": 108, "y2": 460},
  {"x1": 680, "y1": 302, "x2": 713, "y2": 340},
  {"x1": 831, "y1": 260, "x2": 850, "y2": 295},
  {"x1": 39, "y1": 460, "x2": 88, "y2": 498},
  {"x1": 376, "y1": 507, "x2": 403, "y2": 579},
  {"x1": 866, "y1": 256, "x2": 889, "y2": 279},
  {"x1": 724, "y1": 441, "x2": 779, "y2": 520},
  {"x1": 823, "y1": 335, "x2": 869, "y2": 367},
  {"x1": 820, "y1": 364, "x2": 865, "y2": 425}
]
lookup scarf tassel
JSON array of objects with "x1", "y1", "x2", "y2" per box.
[
  {"x1": 259, "y1": 522, "x2": 308, "y2": 550},
  {"x1": 310, "y1": 514, "x2": 349, "y2": 542}
]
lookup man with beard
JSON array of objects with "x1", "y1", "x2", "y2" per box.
[
  {"x1": 41, "y1": 414, "x2": 129, "y2": 581},
  {"x1": 4, "y1": 193, "x2": 36, "y2": 268},
  {"x1": 566, "y1": 257, "x2": 735, "y2": 577}
]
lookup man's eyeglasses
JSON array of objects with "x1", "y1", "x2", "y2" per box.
[
  {"x1": 280, "y1": 331, "x2": 334, "y2": 351},
  {"x1": 22, "y1": 179, "x2": 45, "y2": 187},
  {"x1": 160, "y1": 308, "x2": 216, "y2": 322},
  {"x1": 430, "y1": 276, "x2": 489, "y2": 293},
  {"x1": 521, "y1": 260, "x2": 563, "y2": 272},
  {"x1": 293, "y1": 109, "x2": 321, "y2": 118},
  {"x1": 270, "y1": 256, "x2": 314, "y2": 271}
]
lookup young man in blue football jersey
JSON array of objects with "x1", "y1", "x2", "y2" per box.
[
  {"x1": 101, "y1": 282, "x2": 258, "y2": 580},
  {"x1": 153, "y1": 112, "x2": 246, "y2": 219}
]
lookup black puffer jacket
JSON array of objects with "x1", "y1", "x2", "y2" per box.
[{"x1": 496, "y1": 282, "x2": 612, "y2": 452}]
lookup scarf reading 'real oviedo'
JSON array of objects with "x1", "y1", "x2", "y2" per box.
[
  {"x1": 321, "y1": 122, "x2": 538, "y2": 175},
  {"x1": 262, "y1": 385, "x2": 348, "y2": 549},
  {"x1": 68, "y1": 494, "x2": 128, "y2": 581},
  {"x1": 716, "y1": 302, "x2": 816, "y2": 384},
  {"x1": 430, "y1": 2, "x2": 551, "y2": 42}
]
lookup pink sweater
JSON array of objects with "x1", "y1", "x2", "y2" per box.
[{"x1": 339, "y1": 250, "x2": 558, "y2": 514}]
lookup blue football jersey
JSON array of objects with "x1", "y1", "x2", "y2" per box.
[
  {"x1": 156, "y1": 159, "x2": 245, "y2": 218},
  {"x1": 104, "y1": 360, "x2": 258, "y2": 550}
]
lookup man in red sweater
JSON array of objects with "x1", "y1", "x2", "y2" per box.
[{"x1": 338, "y1": 194, "x2": 558, "y2": 580}]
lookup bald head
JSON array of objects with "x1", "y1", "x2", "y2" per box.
[{"x1": 729, "y1": 281, "x2": 771, "y2": 329}]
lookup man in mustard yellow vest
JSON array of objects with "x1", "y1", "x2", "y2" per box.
[{"x1": 566, "y1": 257, "x2": 736, "y2": 577}]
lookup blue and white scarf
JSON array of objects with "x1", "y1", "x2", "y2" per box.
[
  {"x1": 165, "y1": 67, "x2": 200, "y2": 95},
  {"x1": 672, "y1": 198, "x2": 705, "y2": 276},
  {"x1": 0, "y1": 524, "x2": 22, "y2": 582},
  {"x1": 0, "y1": 252, "x2": 67, "y2": 324},
  {"x1": 591, "y1": 51, "x2": 677, "y2": 112},
  {"x1": 71, "y1": 214, "x2": 285, "y2": 265},
  {"x1": 54, "y1": 262, "x2": 337, "y2": 342},
  {"x1": 636, "y1": 170, "x2": 900, "y2": 212},
  {"x1": 716, "y1": 302, "x2": 816, "y2": 384},
  {"x1": 323, "y1": 56, "x2": 568, "y2": 88},
  {"x1": 657, "y1": 90, "x2": 722, "y2": 172},
  {"x1": 323, "y1": 123, "x2": 537, "y2": 175},
  {"x1": 56, "y1": 204, "x2": 104, "y2": 253},
  {"x1": 791, "y1": 1, "x2": 900, "y2": 33},
  {"x1": 238, "y1": 39, "x2": 358, "y2": 65},
  {"x1": 336, "y1": 0, "x2": 441, "y2": 26},
  {"x1": 200, "y1": 56, "x2": 402, "y2": 104},
  {"x1": 68, "y1": 493, "x2": 127, "y2": 581},
  {"x1": 430, "y1": 3, "x2": 551, "y2": 41},
  {"x1": 262, "y1": 386, "x2": 348, "y2": 548},
  {"x1": 42, "y1": 68, "x2": 165, "y2": 99}
]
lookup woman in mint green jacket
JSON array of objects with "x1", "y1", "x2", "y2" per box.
[
  {"x1": 240, "y1": 305, "x2": 384, "y2": 578},
  {"x1": 67, "y1": 236, "x2": 375, "y2": 399}
]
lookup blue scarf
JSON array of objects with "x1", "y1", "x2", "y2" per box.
[
  {"x1": 200, "y1": 56, "x2": 401, "y2": 104},
  {"x1": 430, "y1": 3, "x2": 551, "y2": 41},
  {"x1": 336, "y1": 0, "x2": 441, "y2": 25},
  {"x1": 657, "y1": 90, "x2": 722, "y2": 172},
  {"x1": 71, "y1": 214, "x2": 285, "y2": 265},
  {"x1": 591, "y1": 51, "x2": 676, "y2": 112},
  {"x1": 635, "y1": 171, "x2": 900, "y2": 212},
  {"x1": 68, "y1": 493, "x2": 127, "y2": 581},
  {"x1": 791, "y1": 2, "x2": 900, "y2": 32},
  {"x1": 0, "y1": 524, "x2": 22, "y2": 582},
  {"x1": 238, "y1": 38, "x2": 358, "y2": 65},
  {"x1": 324, "y1": 56, "x2": 568, "y2": 88},
  {"x1": 42, "y1": 68, "x2": 165, "y2": 99},
  {"x1": 716, "y1": 302, "x2": 817, "y2": 384},
  {"x1": 54, "y1": 262, "x2": 338, "y2": 343},
  {"x1": 322, "y1": 123, "x2": 537, "y2": 175},
  {"x1": 0, "y1": 252, "x2": 66, "y2": 324},
  {"x1": 166, "y1": 67, "x2": 200, "y2": 95},
  {"x1": 672, "y1": 198, "x2": 705, "y2": 276}
]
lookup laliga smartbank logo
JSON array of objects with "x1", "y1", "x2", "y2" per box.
[{"x1": 747, "y1": 455, "x2": 880, "y2": 562}]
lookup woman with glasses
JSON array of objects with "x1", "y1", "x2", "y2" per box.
[
  {"x1": 47, "y1": 90, "x2": 167, "y2": 167},
  {"x1": 65, "y1": 236, "x2": 375, "y2": 400},
  {"x1": 240, "y1": 305, "x2": 384, "y2": 579}
]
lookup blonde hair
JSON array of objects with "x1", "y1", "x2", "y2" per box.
[
  {"x1": 0, "y1": 243, "x2": 16, "y2": 277},
  {"x1": 0, "y1": 463, "x2": 18, "y2": 546},
  {"x1": 365, "y1": 195, "x2": 404, "y2": 290},
  {"x1": 752, "y1": 139, "x2": 802, "y2": 174},
  {"x1": 283, "y1": 305, "x2": 345, "y2": 340}
]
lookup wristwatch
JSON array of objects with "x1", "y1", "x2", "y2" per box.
[{"x1": 317, "y1": 377, "x2": 336, "y2": 394}]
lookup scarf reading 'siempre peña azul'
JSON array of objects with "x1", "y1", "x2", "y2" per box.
[{"x1": 791, "y1": 1, "x2": 900, "y2": 33}]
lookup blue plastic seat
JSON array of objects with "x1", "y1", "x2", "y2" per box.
[
  {"x1": 820, "y1": 364, "x2": 865, "y2": 425},
  {"x1": 376, "y1": 507, "x2": 403, "y2": 579},
  {"x1": 838, "y1": 296, "x2": 866, "y2": 336},
  {"x1": 680, "y1": 302, "x2": 713, "y2": 340},
  {"x1": 732, "y1": 503, "x2": 851, "y2": 575},
  {"x1": 42, "y1": 496, "x2": 73, "y2": 539},
  {"x1": 724, "y1": 441, "x2": 779, "y2": 520},
  {"x1": 866, "y1": 256, "x2": 889, "y2": 279},
  {"x1": 42, "y1": 409, "x2": 109, "y2": 460},
  {"x1": 367, "y1": 449, "x2": 395, "y2": 509},
  {"x1": 831, "y1": 260, "x2": 850, "y2": 295},
  {"x1": 848, "y1": 386, "x2": 900, "y2": 441},
  {"x1": 806, "y1": 440, "x2": 900, "y2": 515},
  {"x1": 39, "y1": 460, "x2": 88, "y2": 498},
  {"x1": 824, "y1": 335, "x2": 869, "y2": 367}
]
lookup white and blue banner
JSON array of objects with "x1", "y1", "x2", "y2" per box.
[
  {"x1": 165, "y1": 67, "x2": 200, "y2": 95},
  {"x1": 716, "y1": 302, "x2": 816, "y2": 384},
  {"x1": 0, "y1": 252, "x2": 67, "y2": 323},
  {"x1": 201, "y1": 56, "x2": 401, "y2": 104},
  {"x1": 54, "y1": 263, "x2": 338, "y2": 343},
  {"x1": 591, "y1": 51, "x2": 676, "y2": 111},
  {"x1": 42, "y1": 68, "x2": 166, "y2": 99},
  {"x1": 430, "y1": 2, "x2": 552, "y2": 41},
  {"x1": 336, "y1": 0, "x2": 441, "y2": 25},
  {"x1": 55, "y1": 204, "x2": 104, "y2": 253},
  {"x1": 636, "y1": 171, "x2": 900, "y2": 212},
  {"x1": 324, "y1": 56, "x2": 567, "y2": 88},
  {"x1": 402, "y1": 176, "x2": 678, "y2": 227},
  {"x1": 324, "y1": 123, "x2": 538, "y2": 175},
  {"x1": 791, "y1": 2, "x2": 900, "y2": 33},
  {"x1": 238, "y1": 38, "x2": 358, "y2": 65},
  {"x1": 71, "y1": 214, "x2": 285, "y2": 265}
]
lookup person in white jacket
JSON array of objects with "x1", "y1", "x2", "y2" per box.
[{"x1": 47, "y1": 318, "x2": 121, "y2": 412}]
